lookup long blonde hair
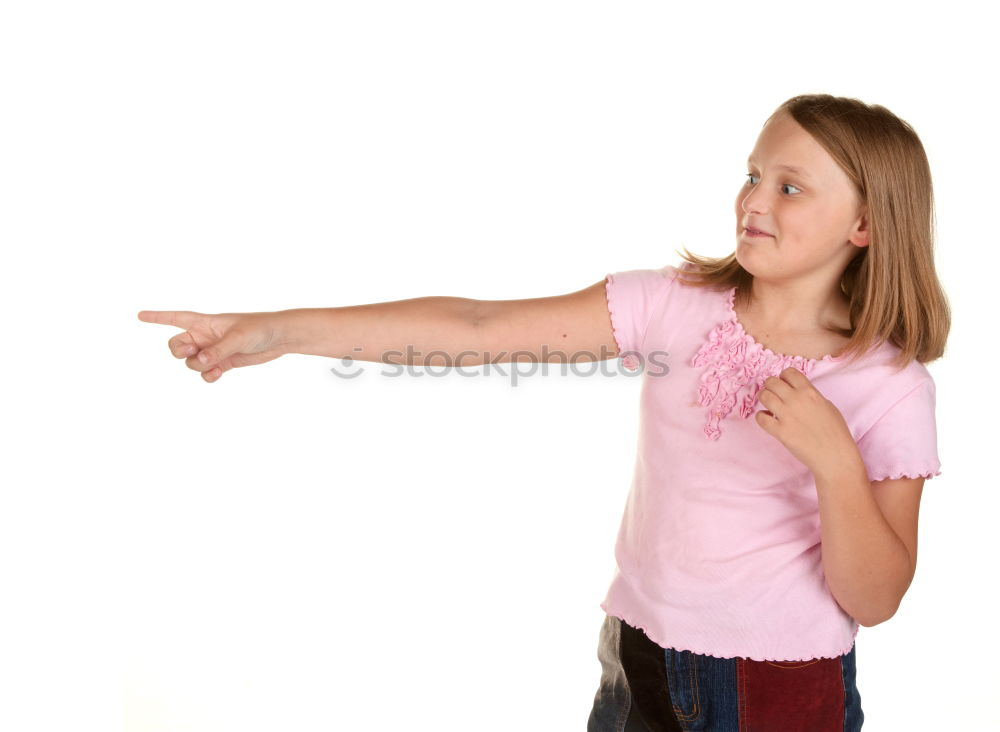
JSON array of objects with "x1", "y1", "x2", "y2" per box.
[{"x1": 673, "y1": 93, "x2": 950, "y2": 371}]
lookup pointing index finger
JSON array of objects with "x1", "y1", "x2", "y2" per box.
[{"x1": 137, "y1": 310, "x2": 198, "y2": 329}]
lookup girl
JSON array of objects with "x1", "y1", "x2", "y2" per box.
[{"x1": 138, "y1": 93, "x2": 948, "y2": 731}]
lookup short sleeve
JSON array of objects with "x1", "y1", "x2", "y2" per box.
[
  {"x1": 856, "y1": 376, "x2": 942, "y2": 481},
  {"x1": 604, "y1": 265, "x2": 677, "y2": 372}
]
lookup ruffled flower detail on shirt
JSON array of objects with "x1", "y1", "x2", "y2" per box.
[
  {"x1": 622, "y1": 354, "x2": 640, "y2": 372},
  {"x1": 690, "y1": 315, "x2": 816, "y2": 441}
]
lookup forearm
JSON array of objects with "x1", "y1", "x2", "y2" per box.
[
  {"x1": 813, "y1": 452, "x2": 913, "y2": 627},
  {"x1": 278, "y1": 297, "x2": 484, "y2": 366}
]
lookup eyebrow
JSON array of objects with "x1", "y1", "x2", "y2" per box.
[{"x1": 746, "y1": 157, "x2": 813, "y2": 180}]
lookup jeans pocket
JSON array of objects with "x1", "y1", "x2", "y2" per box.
[
  {"x1": 738, "y1": 655, "x2": 846, "y2": 732},
  {"x1": 766, "y1": 659, "x2": 821, "y2": 670},
  {"x1": 664, "y1": 648, "x2": 701, "y2": 723}
]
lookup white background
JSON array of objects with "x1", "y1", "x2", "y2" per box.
[{"x1": 1, "y1": 1, "x2": 994, "y2": 730}]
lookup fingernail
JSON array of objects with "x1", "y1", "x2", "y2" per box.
[{"x1": 198, "y1": 352, "x2": 209, "y2": 364}]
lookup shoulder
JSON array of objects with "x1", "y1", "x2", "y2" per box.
[
  {"x1": 610, "y1": 262, "x2": 684, "y2": 283},
  {"x1": 605, "y1": 261, "x2": 732, "y2": 318},
  {"x1": 851, "y1": 345, "x2": 942, "y2": 481},
  {"x1": 844, "y1": 340, "x2": 936, "y2": 393},
  {"x1": 822, "y1": 340, "x2": 938, "y2": 425},
  {"x1": 604, "y1": 262, "x2": 688, "y2": 307},
  {"x1": 839, "y1": 342, "x2": 939, "y2": 433}
]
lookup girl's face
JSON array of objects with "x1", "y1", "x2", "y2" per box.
[{"x1": 734, "y1": 112, "x2": 868, "y2": 283}]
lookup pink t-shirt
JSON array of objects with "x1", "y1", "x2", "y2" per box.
[{"x1": 599, "y1": 261, "x2": 942, "y2": 662}]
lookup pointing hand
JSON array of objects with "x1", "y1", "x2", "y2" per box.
[{"x1": 137, "y1": 309, "x2": 290, "y2": 383}]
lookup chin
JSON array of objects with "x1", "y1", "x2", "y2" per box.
[{"x1": 733, "y1": 247, "x2": 757, "y2": 275}]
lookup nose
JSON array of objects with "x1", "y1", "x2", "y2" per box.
[{"x1": 740, "y1": 183, "x2": 771, "y2": 215}]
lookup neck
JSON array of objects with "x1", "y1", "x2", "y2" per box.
[{"x1": 741, "y1": 279, "x2": 851, "y2": 333}]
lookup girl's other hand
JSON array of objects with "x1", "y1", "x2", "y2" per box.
[
  {"x1": 755, "y1": 367, "x2": 857, "y2": 474},
  {"x1": 136, "y1": 310, "x2": 291, "y2": 383}
]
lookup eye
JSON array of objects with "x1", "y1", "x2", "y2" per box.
[{"x1": 744, "y1": 173, "x2": 802, "y2": 195}]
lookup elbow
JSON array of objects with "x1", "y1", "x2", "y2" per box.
[
  {"x1": 856, "y1": 613, "x2": 890, "y2": 628},
  {"x1": 841, "y1": 568, "x2": 912, "y2": 628},
  {"x1": 468, "y1": 298, "x2": 488, "y2": 331},
  {"x1": 855, "y1": 601, "x2": 900, "y2": 628}
]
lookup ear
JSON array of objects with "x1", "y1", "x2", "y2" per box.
[{"x1": 849, "y1": 205, "x2": 869, "y2": 248}]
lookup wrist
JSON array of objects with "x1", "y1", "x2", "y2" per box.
[
  {"x1": 812, "y1": 445, "x2": 868, "y2": 487},
  {"x1": 273, "y1": 308, "x2": 310, "y2": 356}
]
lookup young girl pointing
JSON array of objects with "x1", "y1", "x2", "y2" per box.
[{"x1": 138, "y1": 93, "x2": 948, "y2": 731}]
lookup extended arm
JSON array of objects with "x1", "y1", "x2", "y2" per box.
[{"x1": 282, "y1": 280, "x2": 618, "y2": 367}]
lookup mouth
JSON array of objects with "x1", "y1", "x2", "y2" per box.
[{"x1": 743, "y1": 226, "x2": 773, "y2": 238}]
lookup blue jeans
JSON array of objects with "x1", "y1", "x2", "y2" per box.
[{"x1": 587, "y1": 614, "x2": 864, "y2": 731}]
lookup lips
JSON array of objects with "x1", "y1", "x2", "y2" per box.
[{"x1": 744, "y1": 225, "x2": 772, "y2": 236}]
